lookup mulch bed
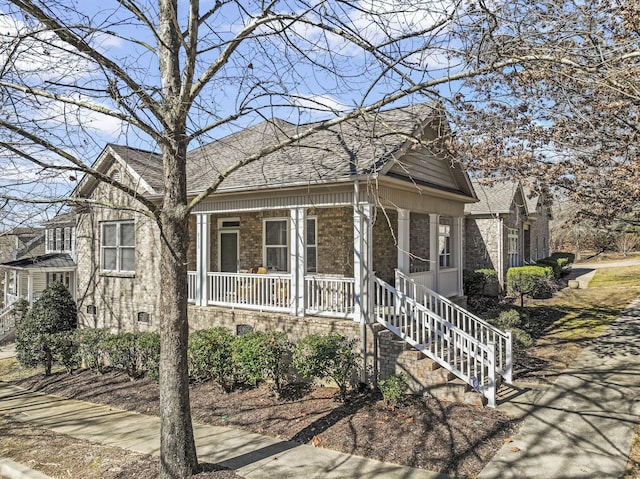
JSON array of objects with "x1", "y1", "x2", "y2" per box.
[{"x1": 15, "y1": 369, "x2": 516, "y2": 478}]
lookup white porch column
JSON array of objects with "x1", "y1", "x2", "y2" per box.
[
  {"x1": 453, "y1": 216, "x2": 464, "y2": 297},
  {"x1": 429, "y1": 213, "x2": 440, "y2": 292},
  {"x1": 397, "y1": 209, "x2": 410, "y2": 276},
  {"x1": 3, "y1": 270, "x2": 8, "y2": 305},
  {"x1": 354, "y1": 202, "x2": 373, "y2": 324},
  {"x1": 27, "y1": 272, "x2": 33, "y2": 303},
  {"x1": 290, "y1": 208, "x2": 306, "y2": 316},
  {"x1": 196, "y1": 214, "x2": 210, "y2": 307}
]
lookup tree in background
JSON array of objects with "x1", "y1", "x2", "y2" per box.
[{"x1": 15, "y1": 281, "x2": 77, "y2": 375}]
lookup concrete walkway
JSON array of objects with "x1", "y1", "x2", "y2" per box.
[
  {"x1": 0, "y1": 382, "x2": 449, "y2": 479},
  {"x1": 479, "y1": 295, "x2": 640, "y2": 479}
]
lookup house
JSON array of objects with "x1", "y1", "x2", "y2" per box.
[
  {"x1": 0, "y1": 226, "x2": 45, "y2": 308},
  {"x1": 0, "y1": 215, "x2": 76, "y2": 342},
  {"x1": 5, "y1": 103, "x2": 514, "y2": 406},
  {"x1": 464, "y1": 178, "x2": 551, "y2": 287},
  {"x1": 0, "y1": 213, "x2": 77, "y2": 307}
]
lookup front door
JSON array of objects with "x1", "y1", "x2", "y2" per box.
[{"x1": 219, "y1": 231, "x2": 239, "y2": 272}]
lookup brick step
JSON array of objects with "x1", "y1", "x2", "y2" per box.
[{"x1": 424, "y1": 378, "x2": 485, "y2": 406}]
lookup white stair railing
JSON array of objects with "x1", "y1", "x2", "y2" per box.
[
  {"x1": 395, "y1": 270, "x2": 513, "y2": 384},
  {"x1": 374, "y1": 278, "x2": 498, "y2": 407}
]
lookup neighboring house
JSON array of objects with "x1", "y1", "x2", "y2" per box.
[
  {"x1": 0, "y1": 227, "x2": 45, "y2": 308},
  {"x1": 0, "y1": 213, "x2": 77, "y2": 308},
  {"x1": 464, "y1": 178, "x2": 551, "y2": 287}
]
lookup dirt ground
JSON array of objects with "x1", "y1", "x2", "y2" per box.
[{"x1": 5, "y1": 369, "x2": 516, "y2": 479}]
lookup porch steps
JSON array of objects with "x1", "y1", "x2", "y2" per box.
[{"x1": 378, "y1": 329, "x2": 484, "y2": 405}]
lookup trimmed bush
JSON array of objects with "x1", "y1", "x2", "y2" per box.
[
  {"x1": 232, "y1": 331, "x2": 292, "y2": 395},
  {"x1": 536, "y1": 258, "x2": 562, "y2": 278},
  {"x1": 73, "y1": 328, "x2": 109, "y2": 372},
  {"x1": 49, "y1": 331, "x2": 79, "y2": 373},
  {"x1": 464, "y1": 269, "x2": 500, "y2": 297},
  {"x1": 506, "y1": 265, "x2": 554, "y2": 306},
  {"x1": 550, "y1": 252, "x2": 575, "y2": 264},
  {"x1": 188, "y1": 327, "x2": 235, "y2": 391},
  {"x1": 378, "y1": 373, "x2": 409, "y2": 409},
  {"x1": 485, "y1": 309, "x2": 533, "y2": 352},
  {"x1": 16, "y1": 282, "x2": 77, "y2": 375},
  {"x1": 292, "y1": 333, "x2": 359, "y2": 402},
  {"x1": 136, "y1": 331, "x2": 160, "y2": 381}
]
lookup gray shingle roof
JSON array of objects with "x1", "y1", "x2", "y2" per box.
[
  {"x1": 0, "y1": 253, "x2": 75, "y2": 269},
  {"x1": 102, "y1": 103, "x2": 472, "y2": 198},
  {"x1": 466, "y1": 178, "x2": 522, "y2": 215}
]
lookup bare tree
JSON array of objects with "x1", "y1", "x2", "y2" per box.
[
  {"x1": 452, "y1": 0, "x2": 640, "y2": 225},
  {"x1": 0, "y1": 1, "x2": 635, "y2": 477}
]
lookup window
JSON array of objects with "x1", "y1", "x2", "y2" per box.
[
  {"x1": 137, "y1": 311, "x2": 150, "y2": 323},
  {"x1": 86, "y1": 305, "x2": 97, "y2": 315},
  {"x1": 101, "y1": 221, "x2": 135, "y2": 272},
  {"x1": 47, "y1": 227, "x2": 73, "y2": 253},
  {"x1": 438, "y1": 224, "x2": 451, "y2": 268},
  {"x1": 306, "y1": 217, "x2": 317, "y2": 273},
  {"x1": 47, "y1": 271, "x2": 71, "y2": 289},
  {"x1": 264, "y1": 219, "x2": 288, "y2": 272},
  {"x1": 508, "y1": 228, "x2": 519, "y2": 267}
]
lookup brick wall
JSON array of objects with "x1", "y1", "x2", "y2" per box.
[
  {"x1": 409, "y1": 213, "x2": 430, "y2": 272},
  {"x1": 373, "y1": 208, "x2": 398, "y2": 283}
]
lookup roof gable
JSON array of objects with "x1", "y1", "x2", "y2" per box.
[{"x1": 466, "y1": 178, "x2": 528, "y2": 215}]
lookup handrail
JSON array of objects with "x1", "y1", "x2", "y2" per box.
[
  {"x1": 375, "y1": 277, "x2": 497, "y2": 407},
  {"x1": 395, "y1": 270, "x2": 512, "y2": 384}
]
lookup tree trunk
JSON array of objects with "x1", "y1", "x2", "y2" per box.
[{"x1": 159, "y1": 208, "x2": 199, "y2": 478}]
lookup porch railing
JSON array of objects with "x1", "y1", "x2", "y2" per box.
[
  {"x1": 207, "y1": 272, "x2": 291, "y2": 312},
  {"x1": 375, "y1": 277, "x2": 498, "y2": 407},
  {"x1": 187, "y1": 271, "x2": 197, "y2": 303},
  {"x1": 304, "y1": 276, "x2": 355, "y2": 318},
  {"x1": 395, "y1": 270, "x2": 513, "y2": 384}
]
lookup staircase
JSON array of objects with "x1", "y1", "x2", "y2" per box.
[{"x1": 373, "y1": 271, "x2": 512, "y2": 407}]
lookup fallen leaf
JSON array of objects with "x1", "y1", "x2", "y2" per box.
[
  {"x1": 406, "y1": 417, "x2": 414, "y2": 423},
  {"x1": 511, "y1": 447, "x2": 521, "y2": 453},
  {"x1": 504, "y1": 437, "x2": 513, "y2": 444},
  {"x1": 311, "y1": 436, "x2": 322, "y2": 447}
]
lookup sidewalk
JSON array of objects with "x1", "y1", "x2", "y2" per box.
[
  {"x1": 479, "y1": 295, "x2": 640, "y2": 479},
  {"x1": 0, "y1": 382, "x2": 449, "y2": 479}
]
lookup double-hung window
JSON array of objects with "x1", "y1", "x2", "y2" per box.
[
  {"x1": 101, "y1": 221, "x2": 135, "y2": 272},
  {"x1": 306, "y1": 217, "x2": 317, "y2": 273},
  {"x1": 438, "y1": 223, "x2": 451, "y2": 268},
  {"x1": 508, "y1": 228, "x2": 519, "y2": 267},
  {"x1": 264, "y1": 219, "x2": 288, "y2": 272}
]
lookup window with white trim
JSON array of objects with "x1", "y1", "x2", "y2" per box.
[
  {"x1": 264, "y1": 219, "x2": 288, "y2": 272},
  {"x1": 306, "y1": 217, "x2": 317, "y2": 273},
  {"x1": 508, "y1": 228, "x2": 519, "y2": 267},
  {"x1": 101, "y1": 221, "x2": 135, "y2": 272},
  {"x1": 47, "y1": 271, "x2": 71, "y2": 289},
  {"x1": 46, "y1": 226, "x2": 74, "y2": 253},
  {"x1": 438, "y1": 223, "x2": 451, "y2": 268}
]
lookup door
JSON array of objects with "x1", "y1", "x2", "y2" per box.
[{"x1": 219, "y1": 231, "x2": 239, "y2": 273}]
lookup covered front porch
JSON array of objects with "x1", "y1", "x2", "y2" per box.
[{"x1": 186, "y1": 183, "x2": 465, "y2": 321}]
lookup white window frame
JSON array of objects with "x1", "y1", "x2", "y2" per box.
[
  {"x1": 263, "y1": 218, "x2": 289, "y2": 273},
  {"x1": 438, "y1": 223, "x2": 452, "y2": 268},
  {"x1": 306, "y1": 217, "x2": 317, "y2": 274},
  {"x1": 508, "y1": 228, "x2": 519, "y2": 267},
  {"x1": 100, "y1": 220, "x2": 135, "y2": 273}
]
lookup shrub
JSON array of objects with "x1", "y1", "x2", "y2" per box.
[
  {"x1": 73, "y1": 328, "x2": 109, "y2": 372},
  {"x1": 188, "y1": 327, "x2": 235, "y2": 392},
  {"x1": 485, "y1": 309, "x2": 533, "y2": 352},
  {"x1": 232, "y1": 331, "x2": 292, "y2": 395},
  {"x1": 506, "y1": 265, "x2": 554, "y2": 307},
  {"x1": 550, "y1": 252, "x2": 575, "y2": 265},
  {"x1": 49, "y1": 331, "x2": 79, "y2": 373},
  {"x1": 11, "y1": 298, "x2": 30, "y2": 323},
  {"x1": 292, "y1": 333, "x2": 359, "y2": 402},
  {"x1": 378, "y1": 373, "x2": 409, "y2": 409},
  {"x1": 136, "y1": 331, "x2": 160, "y2": 381},
  {"x1": 16, "y1": 282, "x2": 77, "y2": 375},
  {"x1": 464, "y1": 269, "x2": 500, "y2": 297},
  {"x1": 536, "y1": 258, "x2": 562, "y2": 278},
  {"x1": 103, "y1": 332, "x2": 146, "y2": 379}
]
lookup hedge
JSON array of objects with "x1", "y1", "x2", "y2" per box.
[{"x1": 506, "y1": 265, "x2": 554, "y2": 306}]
